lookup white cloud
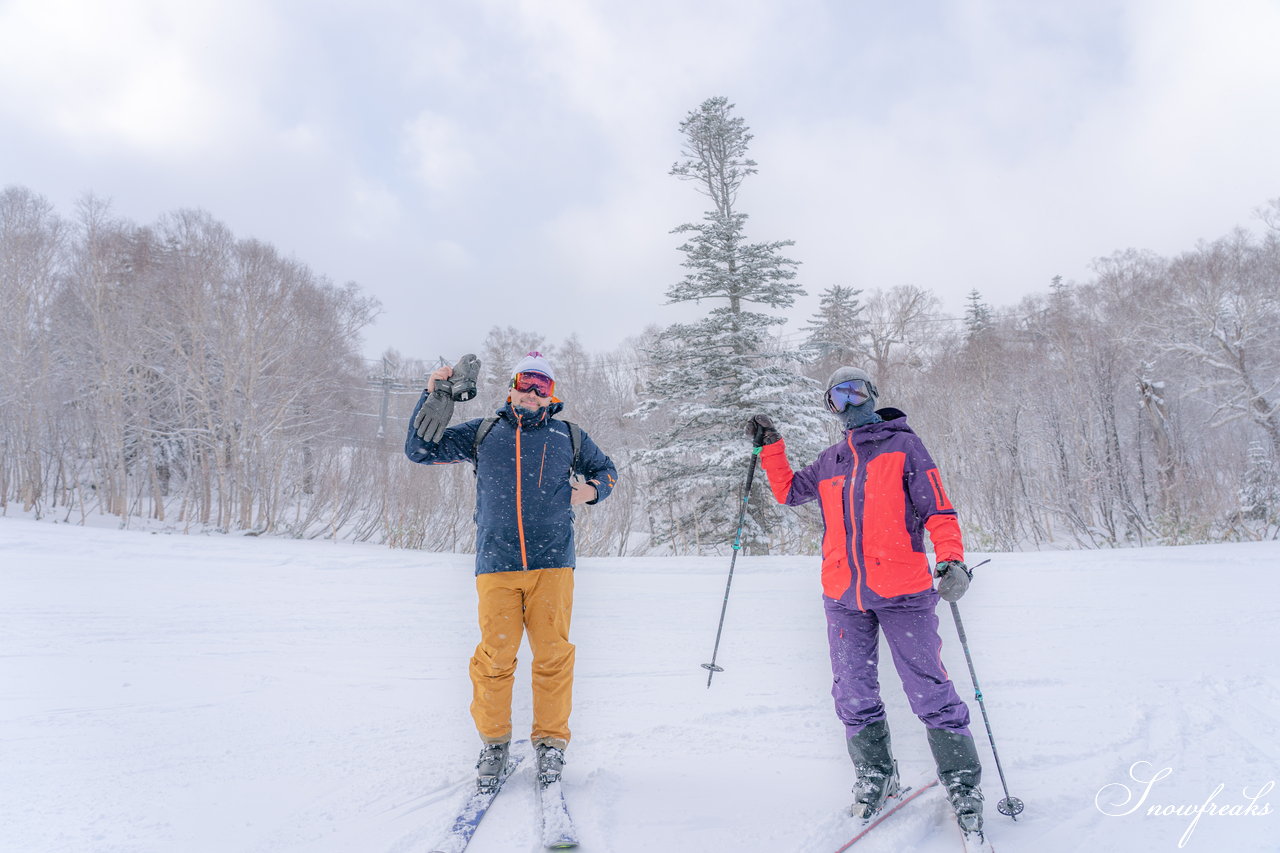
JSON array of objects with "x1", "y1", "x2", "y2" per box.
[
  {"x1": 487, "y1": 0, "x2": 784, "y2": 168},
  {"x1": 427, "y1": 238, "x2": 473, "y2": 271},
  {"x1": 4, "y1": 0, "x2": 1279, "y2": 362},
  {"x1": 0, "y1": 0, "x2": 278, "y2": 155},
  {"x1": 343, "y1": 176, "x2": 403, "y2": 242},
  {"x1": 402, "y1": 111, "x2": 481, "y2": 194},
  {"x1": 736, "y1": 0, "x2": 1280, "y2": 326},
  {"x1": 1108, "y1": 0, "x2": 1280, "y2": 177}
]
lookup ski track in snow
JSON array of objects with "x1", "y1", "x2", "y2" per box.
[{"x1": 2, "y1": 518, "x2": 1278, "y2": 852}]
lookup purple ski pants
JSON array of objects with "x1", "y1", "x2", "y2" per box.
[{"x1": 824, "y1": 591, "x2": 971, "y2": 739}]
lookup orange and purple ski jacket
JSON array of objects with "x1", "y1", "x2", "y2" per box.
[{"x1": 759, "y1": 410, "x2": 963, "y2": 610}]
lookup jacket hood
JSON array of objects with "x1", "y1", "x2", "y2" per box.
[{"x1": 847, "y1": 407, "x2": 912, "y2": 441}]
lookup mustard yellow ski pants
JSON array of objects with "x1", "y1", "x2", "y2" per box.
[{"x1": 470, "y1": 567, "x2": 575, "y2": 749}]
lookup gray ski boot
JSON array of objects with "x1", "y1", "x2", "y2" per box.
[
  {"x1": 476, "y1": 741, "x2": 509, "y2": 793},
  {"x1": 847, "y1": 720, "x2": 901, "y2": 820},
  {"x1": 927, "y1": 727, "x2": 985, "y2": 835},
  {"x1": 535, "y1": 742, "x2": 566, "y2": 786}
]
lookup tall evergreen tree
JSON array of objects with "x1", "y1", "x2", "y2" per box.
[
  {"x1": 963, "y1": 288, "x2": 993, "y2": 342},
  {"x1": 633, "y1": 97, "x2": 824, "y2": 554},
  {"x1": 802, "y1": 284, "x2": 868, "y2": 379},
  {"x1": 1240, "y1": 440, "x2": 1277, "y2": 529}
]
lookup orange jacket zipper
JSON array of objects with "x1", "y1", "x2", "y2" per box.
[{"x1": 515, "y1": 420, "x2": 528, "y2": 569}]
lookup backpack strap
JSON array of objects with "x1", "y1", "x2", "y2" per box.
[
  {"x1": 472, "y1": 416, "x2": 582, "y2": 474},
  {"x1": 564, "y1": 420, "x2": 583, "y2": 475},
  {"x1": 472, "y1": 416, "x2": 499, "y2": 467}
]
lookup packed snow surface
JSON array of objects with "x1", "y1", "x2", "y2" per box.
[{"x1": 2, "y1": 517, "x2": 1277, "y2": 852}]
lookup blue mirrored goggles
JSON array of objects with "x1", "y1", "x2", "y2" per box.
[{"x1": 826, "y1": 379, "x2": 874, "y2": 413}]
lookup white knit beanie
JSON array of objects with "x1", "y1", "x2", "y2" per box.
[{"x1": 512, "y1": 351, "x2": 555, "y2": 381}]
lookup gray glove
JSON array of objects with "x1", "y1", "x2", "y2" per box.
[
  {"x1": 934, "y1": 560, "x2": 971, "y2": 602},
  {"x1": 412, "y1": 386, "x2": 455, "y2": 444},
  {"x1": 412, "y1": 353, "x2": 482, "y2": 443},
  {"x1": 448, "y1": 353, "x2": 481, "y2": 402}
]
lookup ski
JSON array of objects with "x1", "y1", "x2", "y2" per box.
[
  {"x1": 536, "y1": 775, "x2": 579, "y2": 849},
  {"x1": 429, "y1": 748, "x2": 526, "y2": 853},
  {"x1": 958, "y1": 824, "x2": 996, "y2": 853},
  {"x1": 833, "y1": 778, "x2": 940, "y2": 852}
]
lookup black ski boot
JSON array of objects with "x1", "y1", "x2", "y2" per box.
[
  {"x1": 476, "y1": 741, "x2": 510, "y2": 793},
  {"x1": 535, "y1": 742, "x2": 566, "y2": 786},
  {"x1": 847, "y1": 720, "x2": 901, "y2": 820},
  {"x1": 928, "y1": 728, "x2": 985, "y2": 836}
]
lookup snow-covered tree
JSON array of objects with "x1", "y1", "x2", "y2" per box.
[
  {"x1": 9, "y1": 178, "x2": 1280, "y2": 554},
  {"x1": 1239, "y1": 440, "x2": 1278, "y2": 535},
  {"x1": 963, "y1": 289, "x2": 994, "y2": 343},
  {"x1": 862, "y1": 284, "x2": 941, "y2": 391},
  {"x1": 480, "y1": 325, "x2": 545, "y2": 406},
  {"x1": 802, "y1": 284, "x2": 868, "y2": 380},
  {"x1": 1164, "y1": 230, "x2": 1280, "y2": 460},
  {"x1": 633, "y1": 97, "x2": 824, "y2": 554},
  {"x1": 0, "y1": 186, "x2": 64, "y2": 517}
]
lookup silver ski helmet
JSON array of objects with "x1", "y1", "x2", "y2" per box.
[{"x1": 825, "y1": 366, "x2": 878, "y2": 413}]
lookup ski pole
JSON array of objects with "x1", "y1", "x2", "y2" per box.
[
  {"x1": 947, "y1": 558, "x2": 1025, "y2": 820},
  {"x1": 701, "y1": 428, "x2": 765, "y2": 688}
]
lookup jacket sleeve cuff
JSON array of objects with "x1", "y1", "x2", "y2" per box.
[
  {"x1": 924, "y1": 514, "x2": 964, "y2": 563},
  {"x1": 758, "y1": 440, "x2": 794, "y2": 504},
  {"x1": 587, "y1": 472, "x2": 616, "y2": 504}
]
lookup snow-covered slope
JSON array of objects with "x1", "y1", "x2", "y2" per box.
[{"x1": 2, "y1": 518, "x2": 1276, "y2": 852}]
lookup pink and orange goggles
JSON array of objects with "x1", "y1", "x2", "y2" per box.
[{"x1": 511, "y1": 371, "x2": 555, "y2": 398}]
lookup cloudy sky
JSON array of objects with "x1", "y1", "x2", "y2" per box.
[{"x1": 3, "y1": 0, "x2": 1279, "y2": 366}]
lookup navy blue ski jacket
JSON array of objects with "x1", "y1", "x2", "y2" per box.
[{"x1": 405, "y1": 397, "x2": 618, "y2": 575}]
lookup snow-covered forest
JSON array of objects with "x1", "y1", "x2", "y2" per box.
[{"x1": 2, "y1": 100, "x2": 1278, "y2": 554}]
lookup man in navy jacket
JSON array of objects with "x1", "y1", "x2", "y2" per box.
[{"x1": 406, "y1": 352, "x2": 617, "y2": 789}]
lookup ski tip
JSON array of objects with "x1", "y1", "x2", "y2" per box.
[{"x1": 961, "y1": 831, "x2": 997, "y2": 853}]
